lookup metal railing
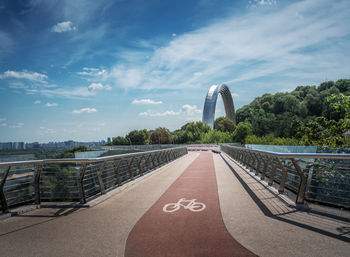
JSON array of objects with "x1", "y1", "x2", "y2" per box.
[
  {"x1": 221, "y1": 145, "x2": 350, "y2": 208},
  {"x1": 0, "y1": 147, "x2": 188, "y2": 213}
]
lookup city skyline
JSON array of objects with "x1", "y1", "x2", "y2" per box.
[{"x1": 1, "y1": 0, "x2": 349, "y2": 142}]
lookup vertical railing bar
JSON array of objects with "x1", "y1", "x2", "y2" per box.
[
  {"x1": 268, "y1": 156, "x2": 276, "y2": 186},
  {"x1": 128, "y1": 157, "x2": 135, "y2": 180},
  {"x1": 77, "y1": 163, "x2": 88, "y2": 204},
  {"x1": 145, "y1": 155, "x2": 151, "y2": 171},
  {"x1": 291, "y1": 158, "x2": 308, "y2": 205},
  {"x1": 137, "y1": 157, "x2": 143, "y2": 176},
  {"x1": 276, "y1": 158, "x2": 288, "y2": 193},
  {"x1": 113, "y1": 158, "x2": 123, "y2": 186},
  {"x1": 34, "y1": 164, "x2": 43, "y2": 205},
  {"x1": 0, "y1": 165, "x2": 11, "y2": 213},
  {"x1": 96, "y1": 161, "x2": 106, "y2": 194},
  {"x1": 261, "y1": 154, "x2": 268, "y2": 180}
]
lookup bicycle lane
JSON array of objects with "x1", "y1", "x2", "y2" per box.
[{"x1": 125, "y1": 151, "x2": 257, "y2": 257}]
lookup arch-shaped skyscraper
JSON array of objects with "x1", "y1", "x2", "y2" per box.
[{"x1": 202, "y1": 84, "x2": 236, "y2": 128}]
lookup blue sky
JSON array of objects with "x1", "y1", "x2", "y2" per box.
[{"x1": 0, "y1": 0, "x2": 349, "y2": 142}]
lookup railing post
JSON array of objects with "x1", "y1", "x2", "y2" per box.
[
  {"x1": 291, "y1": 158, "x2": 308, "y2": 204},
  {"x1": 96, "y1": 161, "x2": 106, "y2": 194},
  {"x1": 113, "y1": 159, "x2": 123, "y2": 186},
  {"x1": 0, "y1": 166, "x2": 11, "y2": 213},
  {"x1": 276, "y1": 158, "x2": 288, "y2": 193},
  {"x1": 268, "y1": 157, "x2": 276, "y2": 186},
  {"x1": 77, "y1": 163, "x2": 88, "y2": 204},
  {"x1": 34, "y1": 164, "x2": 43, "y2": 205},
  {"x1": 137, "y1": 157, "x2": 144, "y2": 176},
  {"x1": 145, "y1": 155, "x2": 151, "y2": 171},
  {"x1": 156, "y1": 152, "x2": 161, "y2": 166},
  {"x1": 151, "y1": 154, "x2": 156, "y2": 168},
  {"x1": 261, "y1": 155, "x2": 268, "y2": 180},
  {"x1": 128, "y1": 157, "x2": 135, "y2": 180},
  {"x1": 255, "y1": 153, "x2": 262, "y2": 176}
]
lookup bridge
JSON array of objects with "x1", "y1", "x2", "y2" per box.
[{"x1": 0, "y1": 145, "x2": 349, "y2": 256}]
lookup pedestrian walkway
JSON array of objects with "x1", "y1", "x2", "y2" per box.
[{"x1": 0, "y1": 152, "x2": 349, "y2": 257}]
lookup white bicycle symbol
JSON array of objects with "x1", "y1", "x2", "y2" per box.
[{"x1": 163, "y1": 198, "x2": 206, "y2": 213}]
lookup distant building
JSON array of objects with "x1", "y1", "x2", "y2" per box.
[{"x1": 107, "y1": 137, "x2": 111, "y2": 143}]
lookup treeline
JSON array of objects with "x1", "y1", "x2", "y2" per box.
[
  {"x1": 237, "y1": 79, "x2": 350, "y2": 145},
  {"x1": 107, "y1": 79, "x2": 350, "y2": 146}
]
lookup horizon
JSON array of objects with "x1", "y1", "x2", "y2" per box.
[{"x1": 1, "y1": 0, "x2": 349, "y2": 142}]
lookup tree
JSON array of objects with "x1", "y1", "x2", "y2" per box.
[
  {"x1": 126, "y1": 129, "x2": 150, "y2": 145},
  {"x1": 150, "y1": 127, "x2": 171, "y2": 144},
  {"x1": 325, "y1": 93, "x2": 350, "y2": 121},
  {"x1": 201, "y1": 130, "x2": 233, "y2": 144},
  {"x1": 180, "y1": 121, "x2": 211, "y2": 143},
  {"x1": 214, "y1": 117, "x2": 236, "y2": 132},
  {"x1": 232, "y1": 122, "x2": 253, "y2": 144},
  {"x1": 111, "y1": 136, "x2": 129, "y2": 145}
]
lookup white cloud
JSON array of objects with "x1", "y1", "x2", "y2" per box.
[
  {"x1": 182, "y1": 104, "x2": 202, "y2": 116},
  {"x1": 0, "y1": 123, "x2": 7, "y2": 127},
  {"x1": 34, "y1": 100, "x2": 41, "y2": 104},
  {"x1": 248, "y1": 0, "x2": 277, "y2": 8},
  {"x1": 231, "y1": 93, "x2": 239, "y2": 97},
  {"x1": 88, "y1": 82, "x2": 112, "y2": 91},
  {"x1": 9, "y1": 82, "x2": 27, "y2": 89},
  {"x1": 132, "y1": 99, "x2": 163, "y2": 105},
  {"x1": 52, "y1": 21, "x2": 77, "y2": 33},
  {"x1": 72, "y1": 107, "x2": 97, "y2": 114},
  {"x1": 37, "y1": 87, "x2": 96, "y2": 98},
  {"x1": 104, "y1": 65, "x2": 143, "y2": 88},
  {"x1": 139, "y1": 104, "x2": 201, "y2": 118},
  {"x1": 77, "y1": 67, "x2": 106, "y2": 77},
  {"x1": 88, "y1": 83, "x2": 104, "y2": 90},
  {"x1": 172, "y1": 33, "x2": 177, "y2": 37},
  {"x1": 0, "y1": 70, "x2": 48, "y2": 83},
  {"x1": 0, "y1": 118, "x2": 6, "y2": 122},
  {"x1": 139, "y1": 110, "x2": 179, "y2": 117},
  {"x1": 9, "y1": 123, "x2": 24, "y2": 129},
  {"x1": 102, "y1": 0, "x2": 350, "y2": 93},
  {"x1": 46, "y1": 102, "x2": 58, "y2": 107}
]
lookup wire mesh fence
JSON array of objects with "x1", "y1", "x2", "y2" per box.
[
  {"x1": 221, "y1": 144, "x2": 350, "y2": 208},
  {"x1": 0, "y1": 147, "x2": 187, "y2": 213}
]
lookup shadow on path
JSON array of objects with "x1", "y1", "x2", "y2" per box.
[{"x1": 220, "y1": 154, "x2": 350, "y2": 243}]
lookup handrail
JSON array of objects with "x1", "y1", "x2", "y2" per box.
[
  {"x1": 0, "y1": 147, "x2": 188, "y2": 213},
  {"x1": 0, "y1": 147, "x2": 185, "y2": 166},
  {"x1": 225, "y1": 145, "x2": 350, "y2": 159},
  {"x1": 221, "y1": 144, "x2": 350, "y2": 208}
]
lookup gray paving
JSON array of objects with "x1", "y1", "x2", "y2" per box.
[
  {"x1": 215, "y1": 153, "x2": 350, "y2": 257},
  {"x1": 0, "y1": 151, "x2": 349, "y2": 257}
]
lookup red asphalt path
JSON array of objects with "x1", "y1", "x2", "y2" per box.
[{"x1": 125, "y1": 152, "x2": 257, "y2": 257}]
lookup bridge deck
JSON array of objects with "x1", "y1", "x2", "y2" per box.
[{"x1": 0, "y1": 152, "x2": 349, "y2": 257}]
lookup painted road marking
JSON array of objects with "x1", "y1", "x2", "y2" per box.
[{"x1": 163, "y1": 198, "x2": 206, "y2": 213}]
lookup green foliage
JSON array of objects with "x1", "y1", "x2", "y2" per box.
[
  {"x1": 245, "y1": 134, "x2": 300, "y2": 145},
  {"x1": 111, "y1": 136, "x2": 129, "y2": 145},
  {"x1": 232, "y1": 122, "x2": 253, "y2": 144},
  {"x1": 126, "y1": 129, "x2": 150, "y2": 145},
  {"x1": 55, "y1": 146, "x2": 87, "y2": 158},
  {"x1": 201, "y1": 130, "x2": 233, "y2": 144},
  {"x1": 295, "y1": 117, "x2": 350, "y2": 145},
  {"x1": 214, "y1": 116, "x2": 236, "y2": 132},
  {"x1": 325, "y1": 93, "x2": 350, "y2": 121},
  {"x1": 179, "y1": 121, "x2": 211, "y2": 143},
  {"x1": 150, "y1": 127, "x2": 171, "y2": 144}
]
